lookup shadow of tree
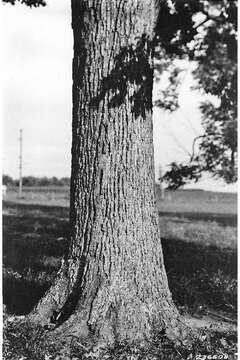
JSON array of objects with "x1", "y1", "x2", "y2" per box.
[
  {"x1": 3, "y1": 201, "x2": 69, "y2": 315},
  {"x1": 90, "y1": 34, "x2": 153, "y2": 118},
  {"x1": 162, "y1": 237, "x2": 236, "y2": 277}
]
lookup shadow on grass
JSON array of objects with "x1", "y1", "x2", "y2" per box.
[
  {"x1": 2, "y1": 201, "x2": 237, "y2": 316},
  {"x1": 162, "y1": 237, "x2": 236, "y2": 277},
  {"x1": 3, "y1": 201, "x2": 69, "y2": 315},
  {"x1": 3, "y1": 277, "x2": 50, "y2": 315},
  {"x1": 159, "y1": 211, "x2": 237, "y2": 227},
  {"x1": 3, "y1": 216, "x2": 69, "y2": 271},
  {"x1": 162, "y1": 237, "x2": 237, "y2": 315}
]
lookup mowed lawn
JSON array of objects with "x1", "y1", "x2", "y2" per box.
[{"x1": 2, "y1": 187, "x2": 237, "y2": 322}]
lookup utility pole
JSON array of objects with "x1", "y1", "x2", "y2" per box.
[
  {"x1": 19, "y1": 129, "x2": 23, "y2": 197},
  {"x1": 159, "y1": 164, "x2": 165, "y2": 200},
  {"x1": 2, "y1": 157, "x2": 5, "y2": 176}
]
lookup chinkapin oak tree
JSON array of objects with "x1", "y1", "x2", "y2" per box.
[
  {"x1": 31, "y1": 1, "x2": 185, "y2": 343},
  {"x1": 3, "y1": 0, "x2": 236, "y2": 344}
]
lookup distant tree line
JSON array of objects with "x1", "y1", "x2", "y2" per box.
[{"x1": 2, "y1": 175, "x2": 70, "y2": 187}]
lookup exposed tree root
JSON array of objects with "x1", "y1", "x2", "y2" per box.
[{"x1": 28, "y1": 305, "x2": 197, "y2": 350}]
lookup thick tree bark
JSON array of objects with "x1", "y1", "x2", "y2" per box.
[{"x1": 30, "y1": 0, "x2": 185, "y2": 343}]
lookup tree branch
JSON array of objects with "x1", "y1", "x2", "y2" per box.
[{"x1": 190, "y1": 133, "x2": 222, "y2": 162}]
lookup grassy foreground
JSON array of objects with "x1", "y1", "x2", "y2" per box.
[{"x1": 2, "y1": 188, "x2": 237, "y2": 359}]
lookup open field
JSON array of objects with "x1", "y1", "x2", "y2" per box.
[
  {"x1": 2, "y1": 187, "x2": 237, "y2": 359},
  {"x1": 5, "y1": 185, "x2": 237, "y2": 213},
  {"x1": 4, "y1": 186, "x2": 70, "y2": 207}
]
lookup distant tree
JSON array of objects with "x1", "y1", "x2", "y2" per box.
[
  {"x1": 2, "y1": 174, "x2": 14, "y2": 186},
  {"x1": 2, "y1": 175, "x2": 70, "y2": 187},
  {"x1": 36, "y1": 177, "x2": 50, "y2": 186},
  {"x1": 59, "y1": 177, "x2": 70, "y2": 187},
  {"x1": 22, "y1": 176, "x2": 38, "y2": 187},
  {"x1": 50, "y1": 176, "x2": 59, "y2": 186}
]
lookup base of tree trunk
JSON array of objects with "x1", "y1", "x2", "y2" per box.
[
  {"x1": 28, "y1": 264, "x2": 194, "y2": 346},
  {"x1": 27, "y1": 310, "x2": 194, "y2": 353}
]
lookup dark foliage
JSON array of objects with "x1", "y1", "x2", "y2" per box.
[
  {"x1": 154, "y1": 56, "x2": 183, "y2": 111},
  {"x1": 157, "y1": 0, "x2": 237, "y2": 188},
  {"x1": 162, "y1": 162, "x2": 201, "y2": 190},
  {"x1": 3, "y1": 0, "x2": 45, "y2": 6},
  {"x1": 155, "y1": 0, "x2": 203, "y2": 57},
  {"x1": 2, "y1": 175, "x2": 15, "y2": 187}
]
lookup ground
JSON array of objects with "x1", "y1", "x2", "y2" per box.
[{"x1": 2, "y1": 186, "x2": 237, "y2": 359}]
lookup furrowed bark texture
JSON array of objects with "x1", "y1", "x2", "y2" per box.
[{"x1": 31, "y1": 0, "x2": 182, "y2": 343}]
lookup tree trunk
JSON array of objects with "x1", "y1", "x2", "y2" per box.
[{"x1": 30, "y1": 0, "x2": 185, "y2": 343}]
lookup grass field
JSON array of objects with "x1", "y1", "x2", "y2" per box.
[
  {"x1": 5, "y1": 185, "x2": 238, "y2": 216},
  {"x1": 2, "y1": 187, "x2": 238, "y2": 359}
]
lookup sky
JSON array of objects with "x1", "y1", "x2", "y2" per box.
[{"x1": 1, "y1": 0, "x2": 237, "y2": 192}]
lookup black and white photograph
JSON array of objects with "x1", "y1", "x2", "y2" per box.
[{"x1": 2, "y1": 0, "x2": 237, "y2": 359}]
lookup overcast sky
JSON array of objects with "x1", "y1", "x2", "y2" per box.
[{"x1": 1, "y1": 1, "x2": 237, "y2": 192}]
